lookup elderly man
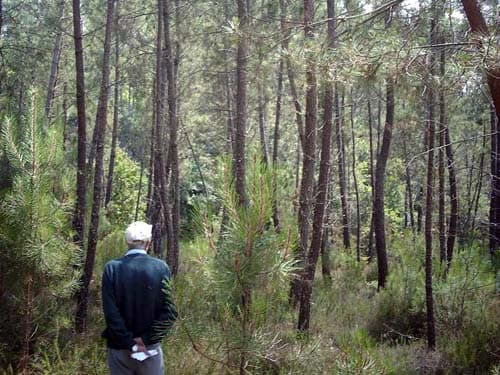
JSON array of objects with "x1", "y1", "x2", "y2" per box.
[{"x1": 102, "y1": 221, "x2": 177, "y2": 375}]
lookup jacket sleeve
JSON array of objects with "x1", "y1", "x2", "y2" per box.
[
  {"x1": 142, "y1": 271, "x2": 178, "y2": 345},
  {"x1": 102, "y1": 263, "x2": 136, "y2": 349}
]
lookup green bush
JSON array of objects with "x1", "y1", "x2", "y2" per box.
[
  {"x1": 0, "y1": 103, "x2": 79, "y2": 370},
  {"x1": 367, "y1": 236, "x2": 426, "y2": 343}
]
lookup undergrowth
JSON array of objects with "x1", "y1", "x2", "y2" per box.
[{"x1": 16, "y1": 228, "x2": 499, "y2": 374}]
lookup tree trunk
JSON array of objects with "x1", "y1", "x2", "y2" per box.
[
  {"x1": 146, "y1": 84, "x2": 156, "y2": 222},
  {"x1": 0, "y1": 0, "x2": 3, "y2": 39},
  {"x1": 18, "y1": 275, "x2": 33, "y2": 374},
  {"x1": 271, "y1": 56, "x2": 283, "y2": 232},
  {"x1": 71, "y1": 0, "x2": 87, "y2": 259},
  {"x1": 367, "y1": 98, "x2": 375, "y2": 260},
  {"x1": 152, "y1": 0, "x2": 169, "y2": 257},
  {"x1": 105, "y1": 4, "x2": 120, "y2": 208},
  {"x1": 292, "y1": 0, "x2": 317, "y2": 307},
  {"x1": 258, "y1": 85, "x2": 270, "y2": 165},
  {"x1": 233, "y1": 0, "x2": 248, "y2": 208},
  {"x1": 235, "y1": 0, "x2": 249, "y2": 372},
  {"x1": 63, "y1": 82, "x2": 68, "y2": 151},
  {"x1": 75, "y1": 0, "x2": 116, "y2": 333},
  {"x1": 45, "y1": 3, "x2": 64, "y2": 119},
  {"x1": 373, "y1": 79, "x2": 393, "y2": 290},
  {"x1": 350, "y1": 92, "x2": 361, "y2": 261},
  {"x1": 336, "y1": 85, "x2": 350, "y2": 249},
  {"x1": 295, "y1": 0, "x2": 319, "y2": 330},
  {"x1": 162, "y1": 0, "x2": 180, "y2": 275},
  {"x1": 460, "y1": 0, "x2": 500, "y2": 256},
  {"x1": 403, "y1": 139, "x2": 415, "y2": 230},
  {"x1": 445, "y1": 121, "x2": 458, "y2": 268},
  {"x1": 438, "y1": 43, "x2": 446, "y2": 264},
  {"x1": 471, "y1": 120, "x2": 485, "y2": 232},
  {"x1": 424, "y1": 9, "x2": 437, "y2": 350}
]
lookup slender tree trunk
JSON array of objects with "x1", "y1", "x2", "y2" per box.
[
  {"x1": 460, "y1": 0, "x2": 500, "y2": 257},
  {"x1": 367, "y1": 98, "x2": 375, "y2": 260},
  {"x1": 336, "y1": 85, "x2": 350, "y2": 249},
  {"x1": 18, "y1": 275, "x2": 33, "y2": 374},
  {"x1": 490, "y1": 104, "x2": 500, "y2": 253},
  {"x1": 162, "y1": 0, "x2": 180, "y2": 274},
  {"x1": 62, "y1": 82, "x2": 68, "y2": 151},
  {"x1": 71, "y1": 0, "x2": 87, "y2": 257},
  {"x1": 45, "y1": 3, "x2": 64, "y2": 119},
  {"x1": 445, "y1": 121, "x2": 458, "y2": 268},
  {"x1": 233, "y1": 0, "x2": 248, "y2": 208},
  {"x1": 403, "y1": 139, "x2": 415, "y2": 229},
  {"x1": 471, "y1": 120, "x2": 485, "y2": 232},
  {"x1": 218, "y1": 1, "x2": 235, "y2": 243},
  {"x1": 424, "y1": 9, "x2": 437, "y2": 350},
  {"x1": 258, "y1": 85, "x2": 270, "y2": 165},
  {"x1": 105, "y1": 4, "x2": 120, "y2": 208},
  {"x1": 350, "y1": 93, "x2": 361, "y2": 261},
  {"x1": 146, "y1": 84, "x2": 156, "y2": 222},
  {"x1": 152, "y1": 0, "x2": 168, "y2": 257},
  {"x1": 235, "y1": 0, "x2": 249, "y2": 372},
  {"x1": 292, "y1": 0, "x2": 317, "y2": 307},
  {"x1": 373, "y1": 79, "x2": 394, "y2": 290},
  {"x1": 284, "y1": 16, "x2": 305, "y2": 151},
  {"x1": 271, "y1": 57, "x2": 283, "y2": 232},
  {"x1": 438, "y1": 44, "x2": 446, "y2": 264},
  {"x1": 0, "y1": 0, "x2": 3, "y2": 39},
  {"x1": 135, "y1": 154, "x2": 145, "y2": 221},
  {"x1": 75, "y1": 0, "x2": 116, "y2": 333},
  {"x1": 296, "y1": 0, "x2": 319, "y2": 331}
]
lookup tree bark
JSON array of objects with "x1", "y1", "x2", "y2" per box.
[
  {"x1": 75, "y1": 0, "x2": 116, "y2": 333},
  {"x1": 438, "y1": 43, "x2": 446, "y2": 264},
  {"x1": 403, "y1": 139, "x2": 415, "y2": 230},
  {"x1": 258, "y1": 85, "x2": 270, "y2": 165},
  {"x1": 367, "y1": 98, "x2": 375, "y2": 260},
  {"x1": 471, "y1": 120, "x2": 485, "y2": 232},
  {"x1": 295, "y1": 0, "x2": 318, "y2": 331},
  {"x1": 62, "y1": 82, "x2": 68, "y2": 151},
  {"x1": 373, "y1": 79, "x2": 393, "y2": 290},
  {"x1": 162, "y1": 0, "x2": 180, "y2": 275},
  {"x1": 424, "y1": 8, "x2": 437, "y2": 350},
  {"x1": 350, "y1": 92, "x2": 361, "y2": 261},
  {"x1": 45, "y1": 3, "x2": 64, "y2": 119},
  {"x1": 271, "y1": 57, "x2": 283, "y2": 232},
  {"x1": 105, "y1": 4, "x2": 120, "y2": 208},
  {"x1": 71, "y1": 0, "x2": 87, "y2": 260},
  {"x1": 336, "y1": 85, "x2": 350, "y2": 249},
  {"x1": 233, "y1": 0, "x2": 248, "y2": 208},
  {"x1": 460, "y1": 0, "x2": 500, "y2": 256},
  {"x1": 445, "y1": 122, "x2": 458, "y2": 268},
  {"x1": 297, "y1": 0, "x2": 334, "y2": 327},
  {"x1": 292, "y1": 0, "x2": 317, "y2": 307}
]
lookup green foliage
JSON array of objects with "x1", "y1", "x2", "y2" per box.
[
  {"x1": 0, "y1": 95, "x2": 79, "y2": 369},
  {"x1": 436, "y1": 246, "x2": 500, "y2": 373},
  {"x1": 367, "y1": 233, "x2": 426, "y2": 343},
  {"x1": 105, "y1": 147, "x2": 146, "y2": 227},
  {"x1": 198, "y1": 156, "x2": 297, "y2": 370}
]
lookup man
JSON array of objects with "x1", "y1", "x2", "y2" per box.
[{"x1": 102, "y1": 221, "x2": 177, "y2": 375}]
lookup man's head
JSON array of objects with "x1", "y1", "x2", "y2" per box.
[{"x1": 125, "y1": 221, "x2": 152, "y2": 250}]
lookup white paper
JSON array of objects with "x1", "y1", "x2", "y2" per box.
[{"x1": 130, "y1": 349, "x2": 159, "y2": 362}]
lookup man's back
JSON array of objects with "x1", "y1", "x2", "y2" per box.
[{"x1": 102, "y1": 253, "x2": 177, "y2": 350}]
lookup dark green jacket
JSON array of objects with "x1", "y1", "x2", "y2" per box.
[{"x1": 101, "y1": 252, "x2": 178, "y2": 350}]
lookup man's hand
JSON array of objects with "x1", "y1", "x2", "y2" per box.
[{"x1": 133, "y1": 337, "x2": 149, "y2": 353}]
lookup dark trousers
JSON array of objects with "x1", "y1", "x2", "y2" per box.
[{"x1": 107, "y1": 343, "x2": 164, "y2": 375}]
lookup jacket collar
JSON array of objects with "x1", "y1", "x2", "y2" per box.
[{"x1": 125, "y1": 249, "x2": 147, "y2": 256}]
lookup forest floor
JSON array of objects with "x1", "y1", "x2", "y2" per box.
[{"x1": 27, "y1": 231, "x2": 500, "y2": 375}]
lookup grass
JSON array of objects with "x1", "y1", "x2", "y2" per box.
[{"x1": 23, "y1": 231, "x2": 500, "y2": 375}]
